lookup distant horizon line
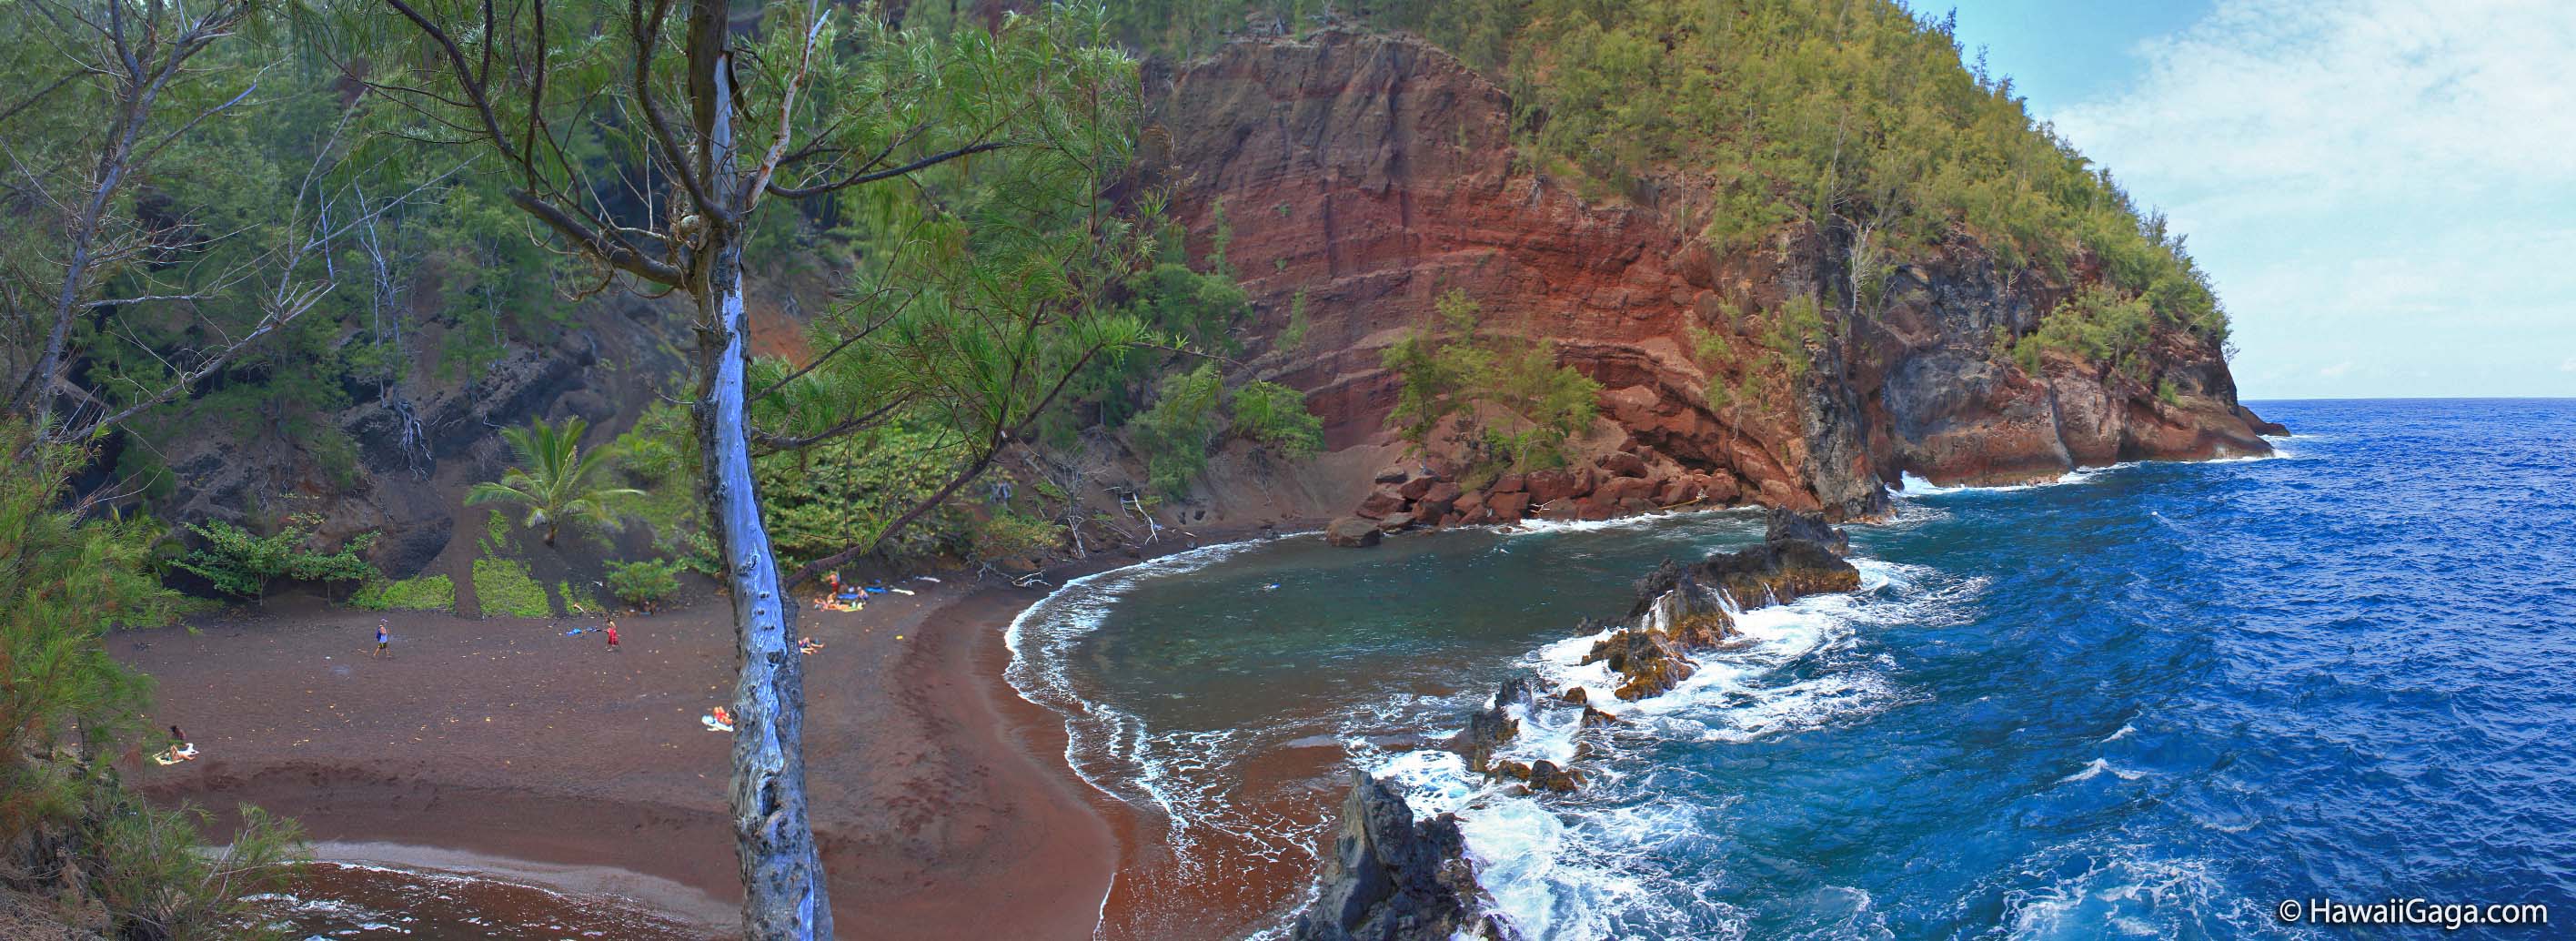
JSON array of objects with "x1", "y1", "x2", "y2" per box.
[{"x1": 2242, "y1": 395, "x2": 2576, "y2": 402}]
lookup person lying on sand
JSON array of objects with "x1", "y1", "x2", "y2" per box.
[
  {"x1": 798, "y1": 637, "x2": 826, "y2": 655},
  {"x1": 153, "y1": 725, "x2": 198, "y2": 764},
  {"x1": 703, "y1": 705, "x2": 734, "y2": 733}
]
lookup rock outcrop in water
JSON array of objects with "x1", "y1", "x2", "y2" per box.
[
  {"x1": 1301, "y1": 524, "x2": 1871, "y2": 936},
  {"x1": 1148, "y1": 28, "x2": 2279, "y2": 524},
  {"x1": 1585, "y1": 513, "x2": 1857, "y2": 700},
  {"x1": 1443, "y1": 672, "x2": 1540, "y2": 770},
  {"x1": 1292, "y1": 772, "x2": 1513, "y2": 941}
]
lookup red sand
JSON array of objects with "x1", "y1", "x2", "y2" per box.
[{"x1": 118, "y1": 569, "x2": 1143, "y2": 939}]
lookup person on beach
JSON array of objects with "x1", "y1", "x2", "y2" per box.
[
  {"x1": 374, "y1": 620, "x2": 390, "y2": 658},
  {"x1": 605, "y1": 619, "x2": 620, "y2": 652}
]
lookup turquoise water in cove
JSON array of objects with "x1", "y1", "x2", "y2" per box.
[{"x1": 1010, "y1": 400, "x2": 2576, "y2": 938}]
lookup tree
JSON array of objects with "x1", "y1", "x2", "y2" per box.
[
  {"x1": 0, "y1": 1, "x2": 448, "y2": 449},
  {"x1": 467, "y1": 416, "x2": 642, "y2": 546},
  {"x1": 1384, "y1": 289, "x2": 1601, "y2": 483},
  {"x1": 336, "y1": 4, "x2": 1143, "y2": 933},
  {"x1": 606, "y1": 558, "x2": 682, "y2": 611},
  {"x1": 172, "y1": 521, "x2": 378, "y2": 600}
]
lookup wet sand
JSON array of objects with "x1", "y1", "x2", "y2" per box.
[{"x1": 117, "y1": 553, "x2": 1175, "y2": 939}]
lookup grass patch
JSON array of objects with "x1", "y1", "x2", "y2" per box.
[
  {"x1": 471, "y1": 557, "x2": 553, "y2": 618},
  {"x1": 557, "y1": 579, "x2": 603, "y2": 616},
  {"x1": 349, "y1": 574, "x2": 456, "y2": 612}
]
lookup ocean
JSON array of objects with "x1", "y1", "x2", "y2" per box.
[{"x1": 1008, "y1": 400, "x2": 2576, "y2": 938}]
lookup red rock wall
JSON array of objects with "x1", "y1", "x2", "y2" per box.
[{"x1": 1146, "y1": 28, "x2": 2273, "y2": 521}]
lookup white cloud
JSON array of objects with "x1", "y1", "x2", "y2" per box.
[
  {"x1": 2560, "y1": 358, "x2": 2576, "y2": 373},
  {"x1": 2055, "y1": 0, "x2": 2576, "y2": 211},
  {"x1": 2037, "y1": 0, "x2": 2576, "y2": 399}
]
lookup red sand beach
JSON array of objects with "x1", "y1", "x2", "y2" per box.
[{"x1": 117, "y1": 563, "x2": 1157, "y2": 939}]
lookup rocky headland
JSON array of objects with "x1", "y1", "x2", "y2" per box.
[{"x1": 1149, "y1": 28, "x2": 2279, "y2": 531}]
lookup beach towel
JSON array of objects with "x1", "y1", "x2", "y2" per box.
[{"x1": 701, "y1": 715, "x2": 733, "y2": 733}]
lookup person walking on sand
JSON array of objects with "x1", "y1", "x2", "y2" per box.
[
  {"x1": 604, "y1": 619, "x2": 620, "y2": 652},
  {"x1": 374, "y1": 619, "x2": 390, "y2": 658}
]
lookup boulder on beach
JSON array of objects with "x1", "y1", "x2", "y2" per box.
[{"x1": 1324, "y1": 517, "x2": 1384, "y2": 548}]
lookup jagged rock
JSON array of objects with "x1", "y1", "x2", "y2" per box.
[
  {"x1": 1444, "y1": 673, "x2": 1541, "y2": 770},
  {"x1": 1527, "y1": 760, "x2": 1584, "y2": 793},
  {"x1": 1764, "y1": 508, "x2": 1850, "y2": 556},
  {"x1": 1486, "y1": 491, "x2": 1530, "y2": 522},
  {"x1": 1414, "y1": 481, "x2": 1461, "y2": 521},
  {"x1": 1581, "y1": 629, "x2": 1696, "y2": 701},
  {"x1": 1292, "y1": 772, "x2": 1497, "y2": 941},
  {"x1": 1397, "y1": 476, "x2": 1440, "y2": 501},
  {"x1": 1598, "y1": 450, "x2": 1648, "y2": 478},
  {"x1": 1374, "y1": 467, "x2": 1412, "y2": 485},
  {"x1": 1624, "y1": 559, "x2": 1738, "y2": 643},
  {"x1": 1377, "y1": 512, "x2": 1418, "y2": 532},
  {"x1": 2237, "y1": 404, "x2": 2289, "y2": 436},
  {"x1": 1698, "y1": 538, "x2": 1861, "y2": 608},
  {"x1": 1557, "y1": 686, "x2": 1588, "y2": 706},
  {"x1": 1580, "y1": 705, "x2": 1625, "y2": 728},
  {"x1": 1490, "y1": 473, "x2": 1525, "y2": 494},
  {"x1": 1356, "y1": 491, "x2": 1405, "y2": 520},
  {"x1": 1325, "y1": 517, "x2": 1384, "y2": 548}
]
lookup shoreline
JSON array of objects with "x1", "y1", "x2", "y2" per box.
[
  {"x1": 118, "y1": 524, "x2": 1300, "y2": 940},
  {"x1": 115, "y1": 450, "x2": 2276, "y2": 937}
]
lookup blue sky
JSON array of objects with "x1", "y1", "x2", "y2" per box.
[{"x1": 1944, "y1": 0, "x2": 2576, "y2": 400}]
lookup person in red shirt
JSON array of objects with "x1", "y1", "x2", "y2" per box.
[{"x1": 604, "y1": 620, "x2": 620, "y2": 652}]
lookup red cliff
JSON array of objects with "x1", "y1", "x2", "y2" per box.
[{"x1": 1145, "y1": 28, "x2": 2274, "y2": 521}]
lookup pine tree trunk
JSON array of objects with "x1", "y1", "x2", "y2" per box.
[{"x1": 693, "y1": 50, "x2": 832, "y2": 941}]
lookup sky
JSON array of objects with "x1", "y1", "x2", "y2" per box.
[{"x1": 1943, "y1": 0, "x2": 2576, "y2": 400}]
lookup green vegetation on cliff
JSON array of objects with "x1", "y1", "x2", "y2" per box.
[
  {"x1": 1118, "y1": 0, "x2": 2231, "y2": 365},
  {"x1": 1386, "y1": 290, "x2": 1604, "y2": 485}
]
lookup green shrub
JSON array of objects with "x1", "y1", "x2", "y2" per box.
[
  {"x1": 349, "y1": 574, "x2": 456, "y2": 612},
  {"x1": 606, "y1": 559, "x2": 683, "y2": 609},
  {"x1": 88, "y1": 799, "x2": 306, "y2": 941},
  {"x1": 1384, "y1": 290, "x2": 1602, "y2": 481},
  {"x1": 972, "y1": 512, "x2": 1063, "y2": 562},
  {"x1": 1129, "y1": 363, "x2": 1227, "y2": 494},
  {"x1": 1232, "y1": 380, "x2": 1324, "y2": 459},
  {"x1": 2012, "y1": 284, "x2": 2156, "y2": 377},
  {"x1": 173, "y1": 521, "x2": 378, "y2": 599},
  {"x1": 470, "y1": 557, "x2": 552, "y2": 618},
  {"x1": 755, "y1": 425, "x2": 977, "y2": 566}
]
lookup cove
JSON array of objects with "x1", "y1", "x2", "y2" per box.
[{"x1": 1010, "y1": 400, "x2": 2576, "y2": 939}]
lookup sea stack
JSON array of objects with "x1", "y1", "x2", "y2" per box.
[{"x1": 1291, "y1": 772, "x2": 1512, "y2": 941}]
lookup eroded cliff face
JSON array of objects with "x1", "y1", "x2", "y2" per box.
[{"x1": 1147, "y1": 28, "x2": 2273, "y2": 519}]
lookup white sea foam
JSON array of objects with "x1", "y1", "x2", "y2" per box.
[
  {"x1": 1993, "y1": 843, "x2": 2268, "y2": 941},
  {"x1": 1367, "y1": 555, "x2": 1975, "y2": 939},
  {"x1": 1001, "y1": 535, "x2": 1313, "y2": 865},
  {"x1": 1491, "y1": 506, "x2": 1753, "y2": 538},
  {"x1": 2059, "y1": 757, "x2": 2149, "y2": 784}
]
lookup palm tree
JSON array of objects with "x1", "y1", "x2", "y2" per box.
[{"x1": 466, "y1": 417, "x2": 643, "y2": 546}]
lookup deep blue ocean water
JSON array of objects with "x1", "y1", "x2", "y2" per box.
[{"x1": 1011, "y1": 400, "x2": 2576, "y2": 939}]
